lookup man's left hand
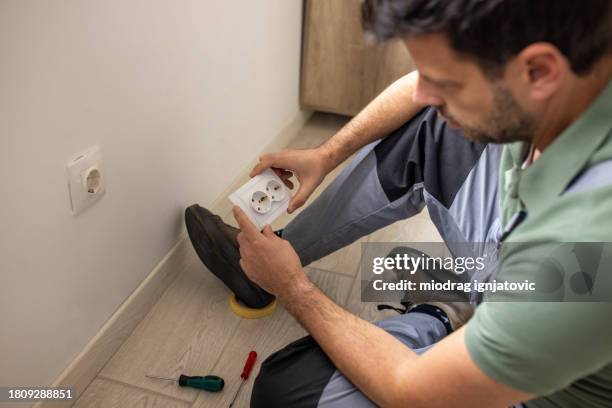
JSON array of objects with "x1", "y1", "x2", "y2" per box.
[{"x1": 232, "y1": 205, "x2": 308, "y2": 296}]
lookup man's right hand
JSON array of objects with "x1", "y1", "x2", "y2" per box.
[{"x1": 249, "y1": 147, "x2": 335, "y2": 214}]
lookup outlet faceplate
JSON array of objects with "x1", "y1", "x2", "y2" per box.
[
  {"x1": 229, "y1": 168, "x2": 290, "y2": 230},
  {"x1": 66, "y1": 146, "x2": 106, "y2": 215}
]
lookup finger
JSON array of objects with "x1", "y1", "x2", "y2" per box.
[
  {"x1": 249, "y1": 155, "x2": 272, "y2": 177},
  {"x1": 279, "y1": 172, "x2": 295, "y2": 189},
  {"x1": 250, "y1": 152, "x2": 295, "y2": 177},
  {"x1": 283, "y1": 179, "x2": 295, "y2": 189},
  {"x1": 279, "y1": 169, "x2": 293, "y2": 178},
  {"x1": 232, "y1": 205, "x2": 260, "y2": 238},
  {"x1": 250, "y1": 153, "x2": 283, "y2": 177},
  {"x1": 279, "y1": 171, "x2": 293, "y2": 180},
  {"x1": 287, "y1": 181, "x2": 315, "y2": 213},
  {"x1": 261, "y1": 225, "x2": 275, "y2": 238},
  {"x1": 272, "y1": 167, "x2": 284, "y2": 178},
  {"x1": 273, "y1": 167, "x2": 293, "y2": 179},
  {"x1": 236, "y1": 231, "x2": 245, "y2": 248}
]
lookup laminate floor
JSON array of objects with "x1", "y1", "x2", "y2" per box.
[{"x1": 73, "y1": 113, "x2": 444, "y2": 408}]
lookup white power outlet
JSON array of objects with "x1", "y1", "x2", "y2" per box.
[
  {"x1": 229, "y1": 168, "x2": 290, "y2": 230},
  {"x1": 66, "y1": 146, "x2": 106, "y2": 215}
]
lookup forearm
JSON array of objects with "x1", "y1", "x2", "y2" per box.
[
  {"x1": 236, "y1": 198, "x2": 533, "y2": 408},
  {"x1": 319, "y1": 70, "x2": 424, "y2": 168},
  {"x1": 281, "y1": 277, "x2": 419, "y2": 407}
]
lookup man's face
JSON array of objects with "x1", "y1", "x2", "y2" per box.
[{"x1": 404, "y1": 34, "x2": 535, "y2": 144}]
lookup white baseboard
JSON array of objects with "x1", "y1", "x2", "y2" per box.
[
  {"x1": 33, "y1": 235, "x2": 194, "y2": 408},
  {"x1": 34, "y1": 109, "x2": 313, "y2": 408}
]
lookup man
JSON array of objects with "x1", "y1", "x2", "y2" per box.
[{"x1": 185, "y1": 0, "x2": 612, "y2": 406}]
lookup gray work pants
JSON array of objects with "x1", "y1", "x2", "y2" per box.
[{"x1": 251, "y1": 107, "x2": 514, "y2": 408}]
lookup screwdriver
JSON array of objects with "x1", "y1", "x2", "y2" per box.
[
  {"x1": 146, "y1": 373, "x2": 224, "y2": 392},
  {"x1": 228, "y1": 350, "x2": 257, "y2": 407}
]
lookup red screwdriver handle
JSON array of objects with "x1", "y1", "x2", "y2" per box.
[{"x1": 241, "y1": 351, "x2": 257, "y2": 380}]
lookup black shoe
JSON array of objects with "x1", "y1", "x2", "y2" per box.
[{"x1": 185, "y1": 204, "x2": 275, "y2": 309}]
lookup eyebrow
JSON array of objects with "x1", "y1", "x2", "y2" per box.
[{"x1": 420, "y1": 73, "x2": 462, "y2": 87}]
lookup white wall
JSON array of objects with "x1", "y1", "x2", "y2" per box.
[{"x1": 0, "y1": 0, "x2": 303, "y2": 387}]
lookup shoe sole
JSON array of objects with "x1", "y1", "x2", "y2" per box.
[{"x1": 185, "y1": 205, "x2": 274, "y2": 308}]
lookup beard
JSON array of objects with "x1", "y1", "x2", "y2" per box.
[{"x1": 439, "y1": 84, "x2": 536, "y2": 144}]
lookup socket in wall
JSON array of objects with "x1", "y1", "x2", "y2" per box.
[{"x1": 66, "y1": 146, "x2": 106, "y2": 215}]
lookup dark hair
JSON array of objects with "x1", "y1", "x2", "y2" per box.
[{"x1": 362, "y1": 0, "x2": 612, "y2": 77}]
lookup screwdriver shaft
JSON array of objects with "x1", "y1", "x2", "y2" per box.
[
  {"x1": 228, "y1": 381, "x2": 245, "y2": 407},
  {"x1": 228, "y1": 351, "x2": 257, "y2": 407},
  {"x1": 146, "y1": 374, "x2": 176, "y2": 382}
]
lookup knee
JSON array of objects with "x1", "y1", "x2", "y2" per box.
[
  {"x1": 250, "y1": 362, "x2": 281, "y2": 408},
  {"x1": 250, "y1": 348, "x2": 298, "y2": 408},
  {"x1": 250, "y1": 335, "x2": 336, "y2": 408}
]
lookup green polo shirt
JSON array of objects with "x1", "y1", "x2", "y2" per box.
[{"x1": 465, "y1": 80, "x2": 612, "y2": 408}]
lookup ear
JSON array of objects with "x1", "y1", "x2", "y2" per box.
[{"x1": 516, "y1": 43, "x2": 567, "y2": 102}]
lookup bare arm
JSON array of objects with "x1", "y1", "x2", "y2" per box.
[
  {"x1": 233, "y1": 206, "x2": 534, "y2": 408},
  {"x1": 319, "y1": 70, "x2": 424, "y2": 169},
  {"x1": 250, "y1": 71, "x2": 425, "y2": 213},
  {"x1": 281, "y1": 278, "x2": 533, "y2": 408}
]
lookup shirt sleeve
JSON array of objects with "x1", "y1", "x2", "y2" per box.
[{"x1": 465, "y1": 298, "x2": 612, "y2": 395}]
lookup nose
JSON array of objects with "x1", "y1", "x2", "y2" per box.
[{"x1": 413, "y1": 76, "x2": 444, "y2": 107}]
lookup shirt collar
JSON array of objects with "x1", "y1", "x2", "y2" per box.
[{"x1": 516, "y1": 79, "x2": 612, "y2": 213}]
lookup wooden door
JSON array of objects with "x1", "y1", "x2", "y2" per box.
[{"x1": 301, "y1": 0, "x2": 414, "y2": 116}]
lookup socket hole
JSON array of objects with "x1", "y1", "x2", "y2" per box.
[
  {"x1": 251, "y1": 191, "x2": 271, "y2": 214},
  {"x1": 266, "y1": 180, "x2": 285, "y2": 202},
  {"x1": 86, "y1": 169, "x2": 102, "y2": 194}
]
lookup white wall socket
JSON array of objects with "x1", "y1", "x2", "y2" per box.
[
  {"x1": 229, "y1": 168, "x2": 290, "y2": 230},
  {"x1": 66, "y1": 145, "x2": 106, "y2": 215}
]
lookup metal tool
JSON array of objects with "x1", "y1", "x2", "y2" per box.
[
  {"x1": 228, "y1": 350, "x2": 257, "y2": 407},
  {"x1": 146, "y1": 373, "x2": 224, "y2": 392}
]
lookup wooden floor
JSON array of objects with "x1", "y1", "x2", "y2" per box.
[{"x1": 73, "y1": 113, "x2": 443, "y2": 408}]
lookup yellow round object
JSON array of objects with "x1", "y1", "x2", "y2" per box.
[{"x1": 229, "y1": 294, "x2": 276, "y2": 319}]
